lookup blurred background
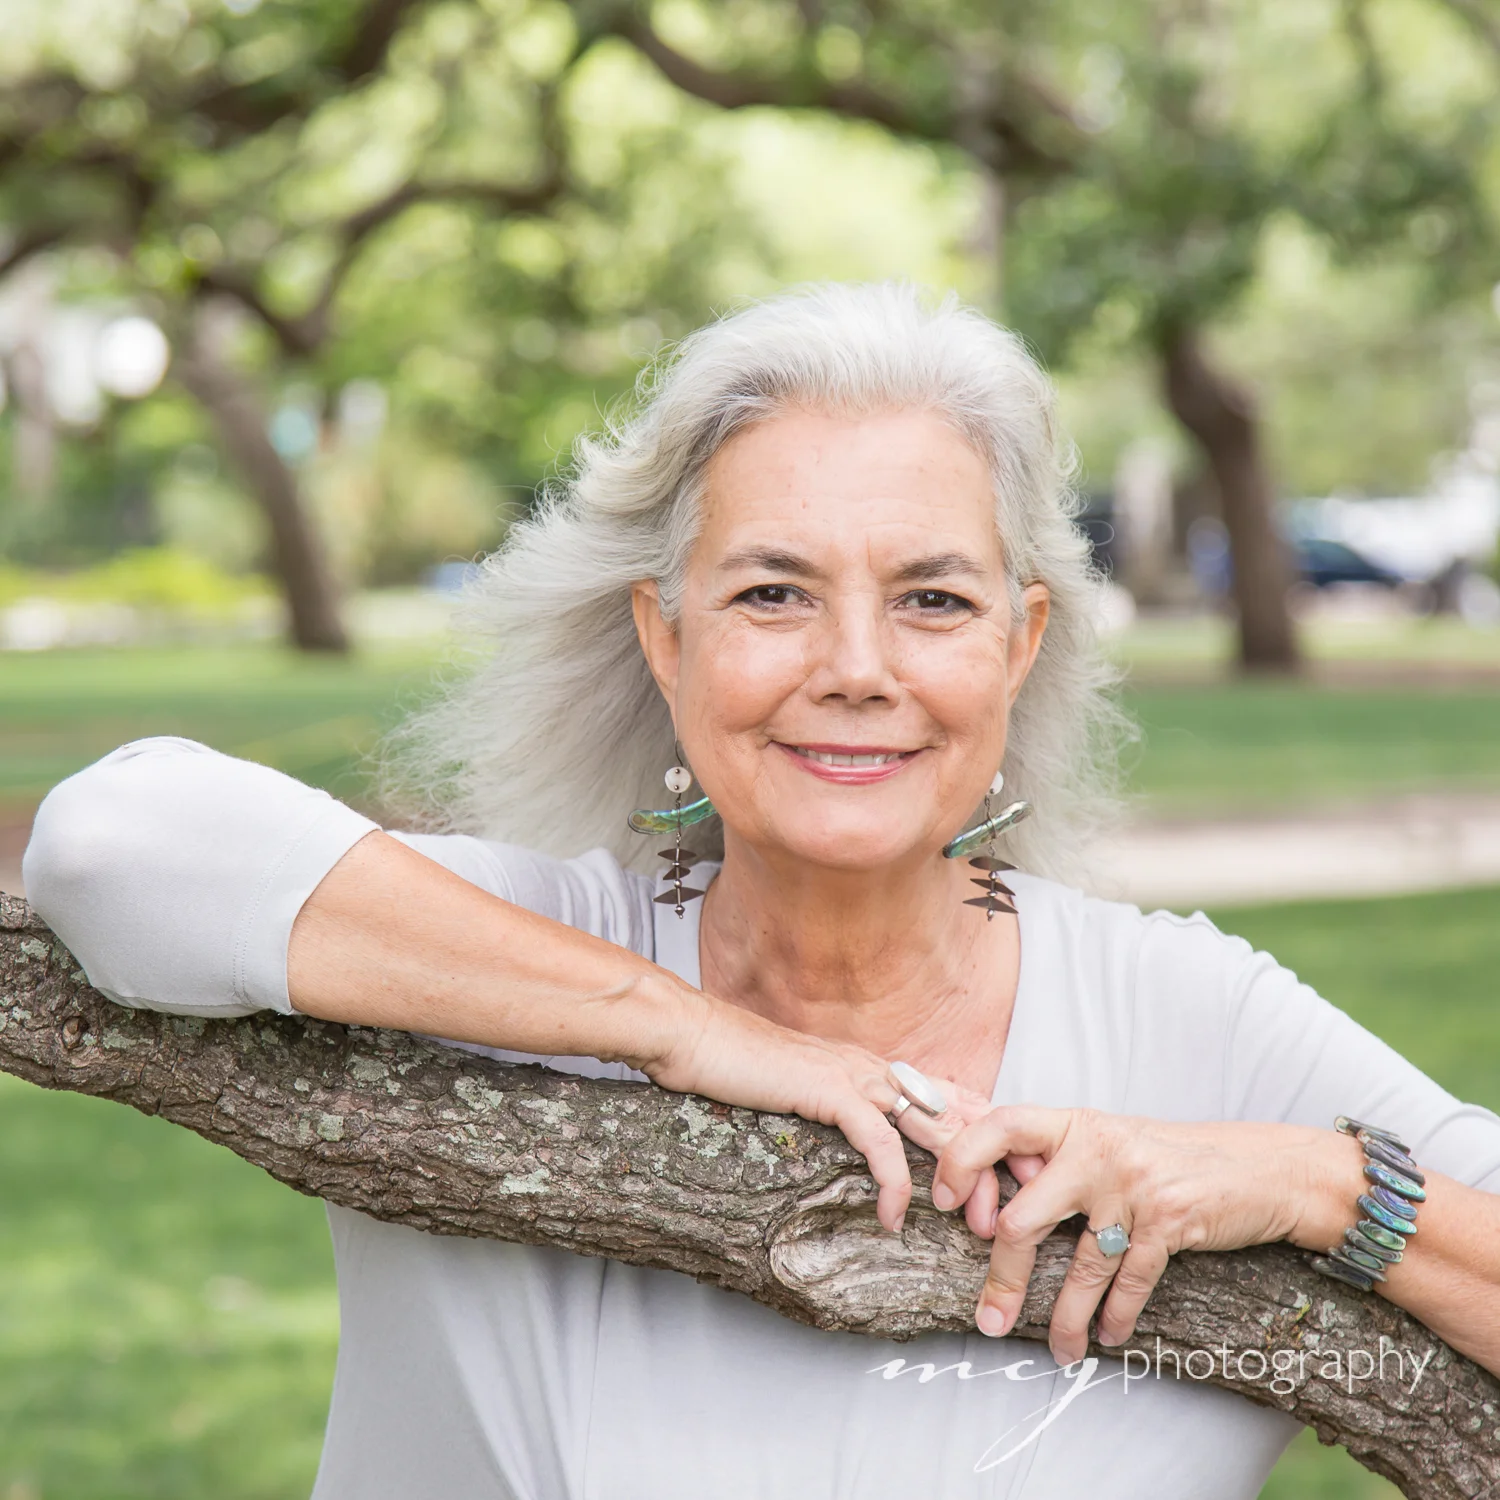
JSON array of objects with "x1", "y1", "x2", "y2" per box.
[{"x1": 2, "y1": 1, "x2": 1499, "y2": 1495}]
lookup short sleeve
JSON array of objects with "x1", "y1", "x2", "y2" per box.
[
  {"x1": 386, "y1": 831, "x2": 651, "y2": 957},
  {"x1": 1216, "y1": 927, "x2": 1500, "y2": 1194},
  {"x1": 23, "y1": 737, "x2": 378, "y2": 1016},
  {"x1": 24, "y1": 739, "x2": 657, "y2": 1044}
]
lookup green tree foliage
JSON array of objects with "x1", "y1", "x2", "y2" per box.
[
  {"x1": 590, "y1": 0, "x2": 1500, "y2": 670},
  {"x1": 0, "y1": 0, "x2": 755, "y2": 643}
]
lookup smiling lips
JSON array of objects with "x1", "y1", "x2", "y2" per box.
[{"x1": 778, "y1": 742, "x2": 919, "y2": 784}]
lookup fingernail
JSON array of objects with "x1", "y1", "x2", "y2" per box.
[
  {"x1": 1098, "y1": 1328, "x2": 1120, "y2": 1346},
  {"x1": 931, "y1": 1182, "x2": 956, "y2": 1211},
  {"x1": 976, "y1": 1303, "x2": 1007, "y2": 1338},
  {"x1": 987, "y1": 1206, "x2": 999, "y2": 1236},
  {"x1": 892, "y1": 1212, "x2": 906, "y2": 1236}
]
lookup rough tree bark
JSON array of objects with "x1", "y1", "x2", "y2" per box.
[
  {"x1": 173, "y1": 304, "x2": 349, "y2": 654},
  {"x1": 3, "y1": 894, "x2": 1497, "y2": 1499},
  {"x1": 1160, "y1": 324, "x2": 1303, "y2": 674}
]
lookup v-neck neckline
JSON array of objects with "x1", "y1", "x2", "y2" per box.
[{"x1": 651, "y1": 862, "x2": 1036, "y2": 1107}]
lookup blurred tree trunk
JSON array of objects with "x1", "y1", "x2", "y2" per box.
[
  {"x1": 1159, "y1": 325, "x2": 1301, "y2": 673},
  {"x1": 7, "y1": 343, "x2": 55, "y2": 508},
  {"x1": 175, "y1": 308, "x2": 348, "y2": 654}
]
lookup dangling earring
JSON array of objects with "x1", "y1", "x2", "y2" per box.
[
  {"x1": 942, "y1": 770, "x2": 1032, "y2": 920},
  {"x1": 628, "y1": 751, "x2": 715, "y2": 918}
]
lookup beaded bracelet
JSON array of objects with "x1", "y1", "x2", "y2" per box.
[{"x1": 1307, "y1": 1114, "x2": 1426, "y2": 1291}]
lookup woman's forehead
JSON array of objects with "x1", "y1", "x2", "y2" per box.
[{"x1": 697, "y1": 405, "x2": 1000, "y2": 556}]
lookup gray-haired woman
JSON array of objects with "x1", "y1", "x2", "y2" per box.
[{"x1": 25, "y1": 281, "x2": 1500, "y2": 1499}]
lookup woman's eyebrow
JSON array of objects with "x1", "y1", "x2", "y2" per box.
[
  {"x1": 891, "y1": 552, "x2": 989, "y2": 584},
  {"x1": 715, "y1": 547, "x2": 989, "y2": 582},
  {"x1": 716, "y1": 546, "x2": 820, "y2": 576}
]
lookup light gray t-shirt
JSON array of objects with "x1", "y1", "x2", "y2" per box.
[{"x1": 24, "y1": 737, "x2": 1500, "y2": 1499}]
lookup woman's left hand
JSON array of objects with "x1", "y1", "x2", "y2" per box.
[
  {"x1": 919, "y1": 1105, "x2": 1337, "y2": 1366},
  {"x1": 885, "y1": 1078, "x2": 1048, "y2": 1241}
]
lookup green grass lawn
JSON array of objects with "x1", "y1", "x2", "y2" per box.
[
  {"x1": 2, "y1": 884, "x2": 1497, "y2": 1498},
  {"x1": 1124, "y1": 681, "x2": 1500, "y2": 818},
  {"x1": 0, "y1": 644, "x2": 444, "y2": 819}
]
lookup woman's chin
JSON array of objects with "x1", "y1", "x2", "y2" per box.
[{"x1": 745, "y1": 820, "x2": 944, "y2": 874}]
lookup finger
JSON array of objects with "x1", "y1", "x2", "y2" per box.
[
  {"x1": 931, "y1": 1105, "x2": 1071, "y2": 1211},
  {"x1": 965, "y1": 1167, "x2": 1001, "y2": 1239},
  {"x1": 1097, "y1": 1235, "x2": 1171, "y2": 1350},
  {"x1": 974, "y1": 1209, "x2": 1039, "y2": 1338},
  {"x1": 943, "y1": 1132, "x2": 1091, "y2": 1242},
  {"x1": 890, "y1": 1099, "x2": 968, "y2": 1156},
  {"x1": 832, "y1": 1092, "x2": 913, "y2": 1234},
  {"x1": 972, "y1": 1156, "x2": 1095, "y2": 1336},
  {"x1": 1048, "y1": 1202, "x2": 1131, "y2": 1366},
  {"x1": 967, "y1": 1154, "x2": 1044, "y2": 1239}
]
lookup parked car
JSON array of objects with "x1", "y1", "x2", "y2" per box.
[{"x1": 1292, "y1": 536, "x2": 1405, "y2": 589}]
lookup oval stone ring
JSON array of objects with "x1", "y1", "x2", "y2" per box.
[
  {"x1": 1092, "y1": 1222, "x2": 1131, "y2": 1258},
  {"x1": 889, "y1": 1061, "x2": 949, "y2": 1118}
]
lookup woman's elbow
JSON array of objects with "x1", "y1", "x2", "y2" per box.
[{"x1": 22, "y1": 738, "x2": 217, "y2": 941}]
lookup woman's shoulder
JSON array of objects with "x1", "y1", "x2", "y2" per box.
[
  {"x1": 388, "y1": 831, "x2": 655, "y2": 960},
  {"x1": 1005, "y1": 870, "x2": 1306, "y2": 1121},
  {"x1": 1011, "y1": 868, "x2": 1253, "y2": 974},
  {"x1": 1008, "y1": 868, "x2": 1277, "y2": 1043}
]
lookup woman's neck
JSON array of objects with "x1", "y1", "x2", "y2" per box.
[{"x1": 695, "y1": 840, "x2": 1021, "y2": 1098}]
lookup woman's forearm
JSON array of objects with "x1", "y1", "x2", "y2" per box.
[
  {"x1": 1293, "y1": 1129, "x2": 1500, "y2": 1378},
  {"x1": 288, "y1": 829, "x2": 921, "y2": 1232},
  {"x1": 288, "y1": 829, "x2": 696, "y2": 1074}
]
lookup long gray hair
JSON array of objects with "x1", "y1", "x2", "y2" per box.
[{"x1": 380, "y1": 281, "x2": 1130, "y2": 883}]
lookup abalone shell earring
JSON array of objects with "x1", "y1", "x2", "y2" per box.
[
  {"x1": 628, "y1": 753, "x2": 715, "y2": 918},
  {"x1": 942, "y1": 770, "x2": 1032, "y2": 920}
]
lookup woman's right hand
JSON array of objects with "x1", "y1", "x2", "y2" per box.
[
  {"x1": 643, "y1": 977, "x2": 918, "y2": 1233},
  {"x1": 642, "y1": 977, "x2": 1045, "y2": 1238}
]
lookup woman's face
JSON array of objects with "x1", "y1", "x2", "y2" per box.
[{"x1": 632, "y1": 406, "x2": 1050, "y2": 872}]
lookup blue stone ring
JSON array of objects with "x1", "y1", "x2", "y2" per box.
[{"x1": 1092, "y1": 1223, "x2": 1131, "y2": 1258}]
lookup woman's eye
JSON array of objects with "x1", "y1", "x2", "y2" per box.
[
  {"x1": 901, "y1": 589, "x2": 972, "y2": 614},
  {"x1": 737, "y1": 585, "x2": 803, "y2": 607}
]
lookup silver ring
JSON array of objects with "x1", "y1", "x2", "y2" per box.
[
  {"x1": 1092, "y1": 1222, "x2": 1130, "y2": 1258},
  {"x1": 889, "y1": 1060, "x2": 948, "y2": 1118},
  {"x1": 888, "y1": 1095, "x2": 911, "y2": 1122}
]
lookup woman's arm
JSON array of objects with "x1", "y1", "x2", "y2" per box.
[
  {"x1": 24, "y1": 738, "x2": 917, "y2": 1230},
  {"x1": 285, "y1": 827, "x2": 919, "y2": 1228},
  {"x1": 24, "y1": 737, "x2": 380, "y2": 1016},
  {"x1": 1291, "y1": 1130, "x2": 1500, "y2": 1374}
]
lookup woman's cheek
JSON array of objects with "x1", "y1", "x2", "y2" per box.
[
  {"x1": 690, "y1": 622, "x2": 810, "y2": 728},
  {"x1": 902, "y1": 632, "x2": 1010, "y2": 730}
]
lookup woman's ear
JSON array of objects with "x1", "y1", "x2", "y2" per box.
[
  {"x1": 631, "y1": 581, "x2": 681, "y2": 703},
  {"x1": 1005, "y1": 582, "x2": 1051, "y2": 705}
]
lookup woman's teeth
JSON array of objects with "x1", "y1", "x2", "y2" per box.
[{"x1": 792, "y1": 748, "x2": 905, "y2": 766}]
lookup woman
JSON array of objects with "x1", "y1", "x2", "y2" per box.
[{"x1": 24, "y1": 281, "x2": 1500, "y2": 1499}]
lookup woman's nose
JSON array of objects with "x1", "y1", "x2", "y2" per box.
[{"x1": 806, "y1": 599, "x2": 900, "y2": 705}]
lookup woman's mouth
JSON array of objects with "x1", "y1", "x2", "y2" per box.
[{"x1": 776, "y1": 742, "x2": 919, "y2": 783}]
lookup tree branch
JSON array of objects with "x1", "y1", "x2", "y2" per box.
[
  {"x1": 194, "y1": 171, "x2": 566, "y2": 359},
  {"x1": 189, "y1": 0, "x2": 440, "y2": 134},
  {"x1": 604, "y1": 10, "x2": 1083, "y2": 180},
  {"x1": 0, "y1": 225, "x2": 69, "y2": 280},
  {"x1": 3, "y1": 893, "x2": 1497, "y2": 1499}
]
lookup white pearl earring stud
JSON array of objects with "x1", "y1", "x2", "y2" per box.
[{"x1": 664, "y1": 765, "x2": 692, "y2": 795}]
